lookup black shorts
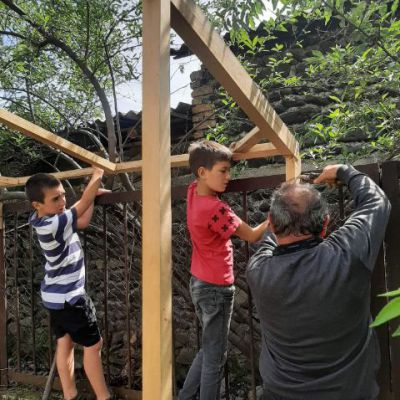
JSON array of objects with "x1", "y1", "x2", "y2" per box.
[{"x1": 48, "y1": 294, "x2": 101, "y2": 347}]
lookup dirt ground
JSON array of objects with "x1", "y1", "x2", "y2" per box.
[{"x1": 0, "y1": 384, "x2": 63, "y2": 400}]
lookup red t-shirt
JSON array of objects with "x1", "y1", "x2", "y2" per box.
[{"x1": 187, "y1": 181, "x2": 241, "y2": 285}]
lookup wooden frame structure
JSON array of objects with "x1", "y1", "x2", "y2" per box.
[{"x1": 0, "y1": 0, "x2": 300, "y2": 398}]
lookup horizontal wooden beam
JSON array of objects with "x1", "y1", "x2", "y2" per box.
[
  {"x1": 117, "y1": 143, "x2": 280, "y2": 173},
  {"x1": 0, "y1": 168, "x2": 94, "y2": 188},
  {"x1": 170, "y1": 0, "x2": 299, "y2": 158},
  {"x1": 115, "y1": 154, "x2": 188, "y2": 173},
  {"x1": 232, "y1": 143, "x2": 281, "y2": 160},
  {"x1": 0, "y1": 109, "x2": 115, "y2": 172},
  {"x1": 0, "y1": 144, "x2": 282, "y2": 188}
]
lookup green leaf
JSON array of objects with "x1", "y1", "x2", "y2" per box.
[
  {"x1": 370, "y1": 297, "x2": 400, "y2": 328},
  {"x1": 392, "y1": 0, "x2": 399, "y2": 15},
  {"x1": 324, "y1": 10, "x2": 332, "y2": 26},
  {"x1": 328, "y1": 108, "x2": 341, "y2": 119},
  {"x1": 361, "y1": 48, "x2": 372, "y2": 60},
  {"x1": 392, "y1": 325, "x2": 400, "y2": 337},
  {"x1": 378, "y1": 288, "x2": 400, "y2": 297},
  {"x1": 329, "y1": 95, "x2": 342, "y2": 103}
]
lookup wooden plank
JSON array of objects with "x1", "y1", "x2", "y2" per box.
[
  {"x1": 0, "y1": 176, "x2": 19, "y2": 187},
  {"x1": 231, "y1": 127, "x2": 267, "y2": 153},
  {"x1": 0, "y1": 168, "x2": 95, "y2": 188},
  {"x1": 381, "y1": 161, "x2": 400, "y2": 397},
  {"x1": 0, "y1": 109, "x2": 115, "y2": 172},
  {"x1": 1, "y1": 143, "x2": 281, "y2": 188},
  {"x1": 233, "y1": 143, "x2": 281, "y2": 160},
  {"x1": 116, "y1": 143, "x2": 283, "y2": 174},
  {"x1": 170, "y1": 0, "x2": 299, "y2": 158},
  {"x1": 285, "y1": 153, "x2": 301, "y2": 182},
  {"x1": 141, "y1": 0, "x2": 173, "y2": 398},
  {"x1": 2, "y1": 173, "x2": 290, "y2": 211},
  {"x1": 0, "y1": 202, "x2": 7, "y2": 386}
]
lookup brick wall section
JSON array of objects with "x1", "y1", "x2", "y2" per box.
[{"x1": 190, "y1": 66, "x2": 219, "y2": 138}]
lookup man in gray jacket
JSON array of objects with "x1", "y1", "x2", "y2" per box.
[{"x1": 247, "y1": 164, "x2": 391, "y2": 400}]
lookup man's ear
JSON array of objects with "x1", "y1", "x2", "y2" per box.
[
  {"x1": 320, "y1": 215, "x2": 330, "y2": 238},
  {"x1": 268, "y1": 213, "x2": 276, "y2": 233}
]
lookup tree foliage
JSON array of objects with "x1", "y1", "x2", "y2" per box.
[
  {"x1": 0, "y1": 0, "x2": 141, "y2": 181},
  {"x1": 212, "y1": 0, "x2": 400, "y2": 164},
  {"x1": 371, "y1": 289, "x2": 400, "y2": 337},
  {"x1": 275, "y1": 0, "x2": 400, "y2": 161}
]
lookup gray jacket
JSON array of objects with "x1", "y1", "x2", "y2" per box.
[{"x1": 247, "y1": 165, "x2": 391, "y2": 400}]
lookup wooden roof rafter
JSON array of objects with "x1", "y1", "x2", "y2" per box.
[{"x1": 0, "y1": 109, "x2": 115, "y2": 173}]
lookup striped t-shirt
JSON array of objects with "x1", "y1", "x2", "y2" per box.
[{"x1": 29, "y1": 207, "x2": 85, "y2": 310}]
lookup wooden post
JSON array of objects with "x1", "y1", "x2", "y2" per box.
[
  {"x1": 285, "y1": 152, "x2": 301, "y2": 182},
  {"x1": 141, "y1": 0, "x2": 173, "y2": 399},
  {"x1": 0, "y1": 202, "x2": 8, "y2": 386}
]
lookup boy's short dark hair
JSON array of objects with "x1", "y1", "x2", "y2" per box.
[
  {"x1": 188, "y1": 140, "x2": 232, "y2": 177},
  {"x1": 25, "y1": 173, "x2": 61, "y2": 203}
]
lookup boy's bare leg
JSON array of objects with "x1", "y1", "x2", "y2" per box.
[
  {"x1": 56, "y1": 334, "x2": 77, "y2": 400},
  {"x1": 83, "y1": 338, "x2": 110, "y2": 400}
]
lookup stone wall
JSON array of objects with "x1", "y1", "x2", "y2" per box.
[{"x1": 186, "y1": 17, "x2": 399, "y2": 160}]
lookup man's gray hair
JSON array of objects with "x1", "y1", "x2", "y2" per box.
[{"x1": 270, "y1": 182, "x2": 328, "y2": 237}]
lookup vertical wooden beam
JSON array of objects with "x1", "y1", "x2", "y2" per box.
[
  {"x1": 142, "y1": 0, "x2": 172, "y2": 399},
  {"x1": 0, "y1": 202, "x2": 8, "y2": 386},
  {"x1": 285, "y1": 151, "x2": 301, "y2": 182}
]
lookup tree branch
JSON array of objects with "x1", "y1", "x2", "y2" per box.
[
  {"x1": 1, "y1": 86, "x2": 72, "y2": 125},
  {"x1": 0, "y1": 0, "x2": 117, "y2": 161},
  {"x1": 323, "y1": 0, "x2": 399, "y2": 64}
]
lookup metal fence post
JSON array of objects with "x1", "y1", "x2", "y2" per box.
[
  {"x1": 0, "y1": 202, "x2": 8, "y2": 386},
  {"x1": 363, "y1": 163, "x2": 392, "y2": 400},
  {"x1": 381, "y1": 161, "x2": 400, "y2": 398}
]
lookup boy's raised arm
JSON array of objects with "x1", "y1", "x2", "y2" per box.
[{"x1": 73, "y1": 167, "x2": 104, "y2": 222}]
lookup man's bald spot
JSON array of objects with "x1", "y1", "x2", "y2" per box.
[{"x1": 279, "y1": 183, "x2": 319, "y2": 215}]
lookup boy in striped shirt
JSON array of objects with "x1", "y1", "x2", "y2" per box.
[{"x1": 26, "y1": 168, "x2": 110, "y2": 400}]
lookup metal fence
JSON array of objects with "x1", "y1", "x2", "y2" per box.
[{"x1": 0, "y1": 162, "x2": 400, "y2": 399}]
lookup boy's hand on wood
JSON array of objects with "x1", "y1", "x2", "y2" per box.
[
  {"x1": 92, "y1": 167, "x2": 104, "y2": 179},
  {"x1": 96, "y1": 188, "x2": 111, "y2": 196},
  {"x1": 229, "y1": 142, "x2": 237, "y2": 152}
]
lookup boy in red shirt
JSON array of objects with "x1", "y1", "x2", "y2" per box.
[{"x1": 179, "y1": 140, "x2": 269, "y2": 400}]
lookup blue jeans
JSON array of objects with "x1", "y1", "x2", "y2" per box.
[{"x1": 179, "y1": 276, "x2": 235, "y2": 400}]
